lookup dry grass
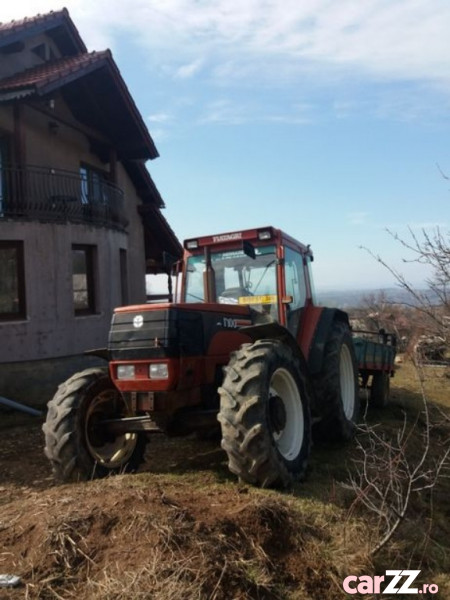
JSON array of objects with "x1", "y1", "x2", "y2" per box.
[{"x1": 1, "y1": 357, "x2": 448, "y2": 599}]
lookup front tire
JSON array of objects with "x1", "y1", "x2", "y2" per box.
[
  {"x1": 313, "y1": 320, "x2": 359, "y2": 442},
  {"x1": 43, "y1": 368, "x2": 146, "y2": 482},
  {"x1": 218, "y1": 340, "x2": 311, "y2": 488}
]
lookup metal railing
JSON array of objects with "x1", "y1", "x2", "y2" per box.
[{"x1": 0, "y1": 165, "x2": 127, "y2": 229}]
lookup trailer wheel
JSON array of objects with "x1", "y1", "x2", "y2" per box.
[
  {"x1": 313, "y1": 320, "x2": 359, "y2": 442},
  {"x1": 370, "y1": 371, "x2": 390, "y2": 408},
  {"x1": 43, "y1": 368, "x2": 146, "y2": 482},
  {"x1": 218, "y1": 340, "x2": 311, "y2": 488}
]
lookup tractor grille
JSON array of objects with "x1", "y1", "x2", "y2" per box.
[
  {"x1": 108, "y1": 309, "x2": 176, "y2": 360},
  {"x1": 108, "y1": 308, "x2": 204, "y2": 360}
]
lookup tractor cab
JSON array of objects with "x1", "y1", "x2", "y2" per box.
[{"x1": 179, "y1": 226, "x2": 316, "y2": 332}]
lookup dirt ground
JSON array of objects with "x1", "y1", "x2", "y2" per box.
[
  {"x1": 1, "y1": 363, "x2": 449, "y2": 599},
  {"x1": 0, "y1": 417, "x2": 354, "y2": 600}
]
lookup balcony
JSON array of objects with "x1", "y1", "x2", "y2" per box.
[{"x1": 0, "y1": 165, "x2": 127, "y2": 229}]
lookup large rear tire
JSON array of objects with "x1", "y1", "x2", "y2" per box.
[
  {"x1": 313, "y1": 320, "x2": 359, "y2": 442},
  {"x1": 218, "y1": 340, "x2": 311, "y2": 488},
  {"x1": 43, "y1": 368, "x2": 146, "y2": 482}
]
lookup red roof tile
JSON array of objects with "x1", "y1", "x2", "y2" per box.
[
  {"x1": 0, "y1": 51, "x2": 109, "y2": 92},
  {"x1": 0, "y1": 9, "x2": 64, "y2": 34}
]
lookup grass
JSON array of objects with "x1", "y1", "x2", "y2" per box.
[{"x1": 1, "y1": 357, "x2": 448, "y2": 599}]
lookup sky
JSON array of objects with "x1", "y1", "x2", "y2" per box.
[{"x1": 3, "y1": 0, "x2": 450, "y2": 290}]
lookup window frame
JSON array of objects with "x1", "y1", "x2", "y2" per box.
[
  {"x1": 79, "y1": 163, "x2": 108, "y2": 206},
  {"x1": 0, "y1": 240, "x2": 26, "y2": 320},
  {"x1": 72, "y1": 244, "x2": 96, "y2": 315}
]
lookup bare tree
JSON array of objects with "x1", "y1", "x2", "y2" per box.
[
  {"x1": 348, "y1": 190, "x2": 450, "y2": 554},
  {"x1": 361, "y1": 225, "x2": 449, "y2": 363},
  {"x1": 345, "y1": 379, "x2": 450, "y2": 556}
]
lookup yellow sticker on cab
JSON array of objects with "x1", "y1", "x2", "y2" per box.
[{"x1": 239, "y1": 295, "x2": 277, "y2": 305}]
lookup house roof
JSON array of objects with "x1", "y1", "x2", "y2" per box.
[
  {"x1": 0, "y1": 50, "x2": 107, "y2": 93},
  {"x1": 0, "y1": 8, "x2": 86, "y2": 56},
  {"x1": 0, "y1": 8, "x2": 181, "y2": 264},
  {"x1": 0, "y1": 50, "x2": 159, "y2": 161},
  {"x1": 139, "y1": 203, "x2": 183, "y2": 268}
]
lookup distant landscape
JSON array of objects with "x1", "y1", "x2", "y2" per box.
[{"x1": 316, "y1": 287, "x2": 428, "y2": 309}]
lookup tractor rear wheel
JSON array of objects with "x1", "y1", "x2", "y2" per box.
[
  {"x1": 218, "y1": 340, "x2": 311, "y2": 488},
  {"x1": 43, "y1": 368, "x2": 146, "y2": 482},
  {"x1": 313, "y1": 320, "x2": 359, "y2": 442},
  {"x1": 370, "y1": 371, "x2": 390, "y2": 408}
]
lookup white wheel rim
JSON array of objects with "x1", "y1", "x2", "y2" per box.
[
  {"x1": 269, "y1": 368, "x2": 304, "y2": 461},
  {"x1": 85, "y1": 390, "x2": 137, "y2": 468},
  {"x1": 340, "y1": 344, "x2": 355, "y2": 419}
]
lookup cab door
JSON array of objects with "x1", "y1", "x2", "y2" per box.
[{"x1": 283, "y1": 246, "x2": 308, "y2": 337}]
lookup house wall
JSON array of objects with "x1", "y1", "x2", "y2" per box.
[
  {"x1": 0, "y1": 96, "x2": 148, "y2": 406},
  {"x1": 0, "y1": 26, "x2": 165, "y2": 406},
  {"x1": 0, "y1": 33, "x2": 61, "y2": 79},
  {"x1": 1, "y1": 219, "x2": 132, "y2": 362}
]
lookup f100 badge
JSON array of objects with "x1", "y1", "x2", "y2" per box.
[
  {"x1": 133, "y1": 315, "x2": 144, "y2": 328},
  {"x1": 218, "y1": 317, "x2": 252, "y2": 329}
]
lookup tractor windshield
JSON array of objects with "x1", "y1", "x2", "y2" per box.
[{"x1": 185, "y1": 245, "x2": 278, "y2": 319}]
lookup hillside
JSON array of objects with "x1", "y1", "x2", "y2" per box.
[{"x1": 1, "y1": 362, "x2": 449, "y2": 599}]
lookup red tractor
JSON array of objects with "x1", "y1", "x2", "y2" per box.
[{"x1": 43, "y1": 226, "x2": 395, "y2": 488}]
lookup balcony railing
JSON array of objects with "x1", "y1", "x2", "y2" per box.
[{"x1": 0, "y1": 165, "x2": 127, "y2": 229}]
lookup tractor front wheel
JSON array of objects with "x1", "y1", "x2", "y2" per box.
[
  {"x1": 218, "y1": 340, "x2": 311, "y2": 488},
  {"x1": 43, "y1": 368, "x2": 146, "y2": 482}
]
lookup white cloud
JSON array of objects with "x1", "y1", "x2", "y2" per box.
[
  {"x1": 4, "y1": 0, "x2": 450, "y2": 88},
  {"x1": 198, "y1": 98, "x2": 315, "y2": 126},
  {"x1": 174, "y1": 58, "x2": 204, "y2": 79},
  {"x1": 4, "y1": 0, "x2": 450, "y2": 129}
]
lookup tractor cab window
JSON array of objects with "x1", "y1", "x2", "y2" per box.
[
  {"x1": 185, "y1": 245, "x2": 278, "y2": 320},
  {"x1": 184, "y1": 254, "x2": 206, "y2": 302},
  {"x1": 284, "y1": 246, "x2": 307, "y2": 310}
]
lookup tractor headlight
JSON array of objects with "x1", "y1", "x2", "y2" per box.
[
  {"x1": 149, "y1": 363, "x2": 169, "y2": 380},
  {"x1": 117, "y1": 364, "x2": 135, "y2": 379}
]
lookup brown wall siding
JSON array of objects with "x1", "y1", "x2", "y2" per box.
[
  {"x1": 0, "y1": 219, "x2": 147, "y2": 363},
  {"x1": 0, "y1": 33, "x2": 61, "y2": 80},
  {"x1": 0, "y1": 100, "x2": 149, "y2": 363}
]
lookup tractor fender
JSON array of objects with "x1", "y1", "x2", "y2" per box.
[
  {"x1": 306, "y1": 308, "x2": 350, "y2": 375},
  {"x1": 239, "y1": 322, "x2": 311, "y2": 374}
]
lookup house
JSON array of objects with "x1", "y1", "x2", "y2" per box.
[{"x1": 0, "y1": 9, "x2": 182, "y2": 405}]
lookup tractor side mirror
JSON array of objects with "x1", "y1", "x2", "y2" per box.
[{"x1": 242, "y1": 240, "x2": 256, "y2": 260}]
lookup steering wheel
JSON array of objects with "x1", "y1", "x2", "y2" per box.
[{"x1": 219, "y1": 287, "x2": 253, "y2": 302}]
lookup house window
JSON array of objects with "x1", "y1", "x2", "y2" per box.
[
  {"x1": 72, "y1": 245, "x2": 96, "y2": 314},
  {"x1": 0, "y1": 241, "x2": 26, "y2": 320},
  {"x1": 80, "y1": 164, "x2": 107, "y2": 205}
]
